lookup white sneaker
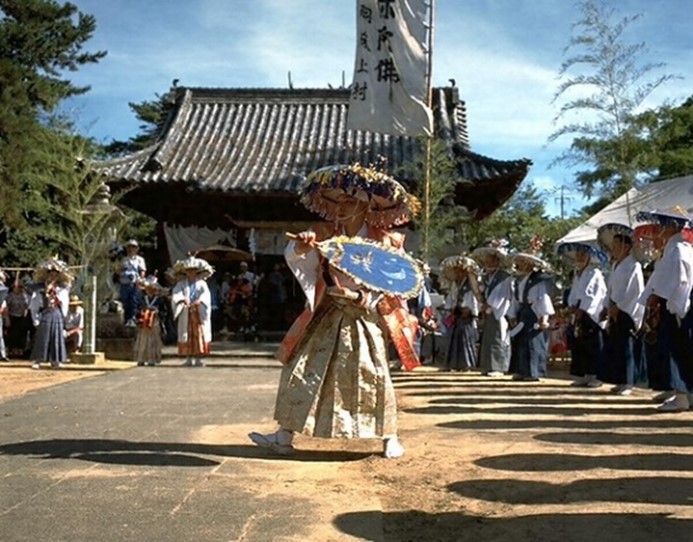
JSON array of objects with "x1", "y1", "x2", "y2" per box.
[
  {"x1": 657, "y1": 394, "x2": 690, "y2": 412},
  {"x1": 486, "y1": 371, "x2": 504, "y2": 377},
  {"x1": 248, "y1": 430, "x2": 294, "y2": 455},
  {"x1": 616, "y1": 386, "x2": 633, "y2": 396},
  {"x1": 383, "y1": 437, "x2": 405, "y2": 459},
  {"x1": 31, "y1": 362, "x2": 40, "y2": 370}
]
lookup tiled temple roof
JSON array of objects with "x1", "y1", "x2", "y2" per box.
[{"x1": 100, "y1": 86, "x2": 530, "y2": 224}]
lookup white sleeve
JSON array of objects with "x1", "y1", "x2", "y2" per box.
[{"x1": 285, "y1": 240, "x2": 320, "y2": 311}]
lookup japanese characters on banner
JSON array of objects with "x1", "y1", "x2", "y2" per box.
[{"x1": 346, "y1": 0, "x2": 434, "y2": 137}]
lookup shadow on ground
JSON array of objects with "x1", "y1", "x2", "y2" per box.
[
  {"x1": 448, "y1": 476, "x2": 693, "y2": 506},
  {"x1": 334, "y1": 510, "x2": 692, "y2": 542},
  {"x1": 0, "y1": 438, "x2": 373, "y2": 466}
]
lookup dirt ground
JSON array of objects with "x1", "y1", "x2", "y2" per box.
[
  {"x1": 0, "y1": 364, "x2": 104, "y2": 401},
  {"x1": 2, "y1": 361, "x2": 692, "y2": 541}
]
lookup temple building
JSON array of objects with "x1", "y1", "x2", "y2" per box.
[{"x1": 99, "y1": 84, "x2": 531, "y2": 264}]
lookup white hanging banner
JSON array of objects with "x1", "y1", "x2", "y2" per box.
[{"x1": 346, "y1": 0, "x2": 433, "y2": 137}]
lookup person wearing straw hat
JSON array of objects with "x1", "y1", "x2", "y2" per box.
[
  {"x1": 558, "y1": 241, "x2": 609, "y2": 388},
  {"x1": 28, "y1": 257, "x2": 72, "y2": 369},
  {"x1": 440, "y1": 255, "x2": 483, "y2": 372},
  {"x1": 171, "y1": 256, "x2": 214, "y2": 367},
  {"x1": 133, "y1": 276, "x2": 168, "y2": 367},
  {"x1": 636, "y1": 207, "x2": 693, "y2": 412},
  {"x1": 597, "y1": 224, "x2": 645, "y2": 396},
  {"x1": 64, "y1": 295, "x2": 85, "y2": 355},
  {"x1": 249, "y1": 163, "x2": 420, "y2": 459},
  {"x1": 472, "y1": 241, "x2": 514, "y2": 376},
  {"x1": 118, "y1": 239, "x2": 147, "y2": 328},
  {"x1": 507, "y1": 246, "x2": 555, "y2": 381}
]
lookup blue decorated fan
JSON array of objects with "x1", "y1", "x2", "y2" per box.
[{"x1": 312, "y1": 236, "x2": 423, "y2": 298}]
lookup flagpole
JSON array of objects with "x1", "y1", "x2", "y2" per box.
[{"x1": 423, "y1": 0, "x2": 435, "y2": 263}]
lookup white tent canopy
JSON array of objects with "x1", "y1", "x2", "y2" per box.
[{"x1": 556, "y1": 175, "x2": 693, "y2": 246}]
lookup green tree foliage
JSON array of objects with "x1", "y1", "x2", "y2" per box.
[
  {"x1": 0, "y1": 0, "x2": 106, "y2": 227},
  {"x1": 549, "y1": 0, "x2": 678, "y2": 200},
  {"x1": 102, "y1": 92, "x2": 176, "y2": 156},
  {"x1": 635, "y1": 96, "x2": 693, "y2": 180},
  {"x1": 464, "y1": 184, "x2": 584, "y2": 273},
  {"x1": 395, "y1": 138, "x2": 473, "y2": 262}
]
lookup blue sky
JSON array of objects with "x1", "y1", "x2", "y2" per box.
[{"x1": 63, "y1": 0, "x2": 693, "y2": 217}]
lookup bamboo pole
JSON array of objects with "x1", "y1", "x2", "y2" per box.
[{"x1": 423, "y1": 0, "x2": 435, "y2": 262}]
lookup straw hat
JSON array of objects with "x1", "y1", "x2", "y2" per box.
[
  {"x1": 33, "y1": 256, "x2": 73, "y2": 284},
  {"x1": 556, "y1": 241, "x2": 608, "y2": 267},
  {"x1": 136, "y1": 275, "x2": 163, "y2": 293},
  {"x1": 68, "y1": 295, "x2": 83, "y2": 306},
  {"x1": 439, "y1": 255, "x2": 481, "y2": 289},
  {"x1": 512, "y1": 252, "x2": 552, "y2": 274},
  {"x1": 471, "y1": 239, "x2": 510, "y2": 268},
  {"x1": 636, "y1": 206, "x2": 692, "y2": 229},
  {"x1": 299, "y1": 163, "x2": 420, "y2": 228},
  {"x1": 173, "y1": 255, "x2": 214, "y2": 279},
  {"x1": 596, "y1": 223, "x2": 633, "y2": 254}
]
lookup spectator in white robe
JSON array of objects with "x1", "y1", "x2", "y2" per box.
[
  {"x1": 636, "y1": 208, "x2": 693, "y2": 412},
  {"x1": 558, "y1": 242, "x2": 608, "y2": 388},
  {"x1": 171, "y1": 256, "x2": 214, "y2": 367},
  {"x1": 597, "y1": 224, "x2": 645, "y2": 395}
]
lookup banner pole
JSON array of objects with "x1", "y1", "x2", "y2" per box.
[{"x1": 423, "y1": 0, "x2": 435, "y2": 262}]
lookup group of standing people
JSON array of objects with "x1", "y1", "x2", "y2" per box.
[
  {"x1": 438, "y1": 206, "x2": 693, "y2": 414},
  {"x1": 0, "y1": 257, "x2": 82, "y2": 369},
  {"x1": 439, "y1": 243, "x2": 555, "y2": 382}
]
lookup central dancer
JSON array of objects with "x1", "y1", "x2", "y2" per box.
[{"x1": 249, "y1": 163, "x2": 420, "y2": 458}]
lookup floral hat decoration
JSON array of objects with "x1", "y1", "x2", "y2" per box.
[
  {"x1": 299, "y1": 163, "x2": 421, "y2": 228},
  {"x1": 172, "y1": 255, "x2": 215, "y2": 280},
  {"x1": 33, "y1": 256, "x2": 73, "y2": 284},
  {"x1": 513, "y1": 235, "x2": 553, "y2": 274}
]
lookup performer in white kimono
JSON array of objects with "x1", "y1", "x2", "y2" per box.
[
  {"x1": 597, "y1": 224, "x2": 645, "y2": 395},
  {"x1": 29, "y1": 257, "x2": 72, "y2": 369},
  {"x1": 249, "y1": 163, "x2": 421, "y2": 459},
  {"x1": 558, "y1": 242, "x2": 609, "y2": 388},
  {"x1": 508, "y1": 251, "x2": 555, "y2": 381},
  {"x1": 636, "y1": 208, "x2": 693, "y2": 412},
  {"x1": 171, "y1": 256, "x2": 214, "y2": 367},
  {"x1": 440, "y1": 256, "x2": 482, "y2": 372},
  {"x1": 472, "y1": 242, "x2": 514, "y2": 376}
]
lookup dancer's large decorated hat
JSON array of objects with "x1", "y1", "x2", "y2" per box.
[
  {"x1": 636, "y1": 206, "x2": 692, "y2": 229},
  {"x1": 556, "y1": 241, "x2": 608, "y2": 266},
  {"x1": 172, "y1": 255, "x2": 214, "y2": 279},
  {"x1": 33, "y1": 256, "x2": 73, "y2": 284},
  {"x1": 596, "y1": 223, "x2": 633, "y2": 254},
  {"x1": 299, "y1": 163, "x2": 421, "y2": 228}
]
